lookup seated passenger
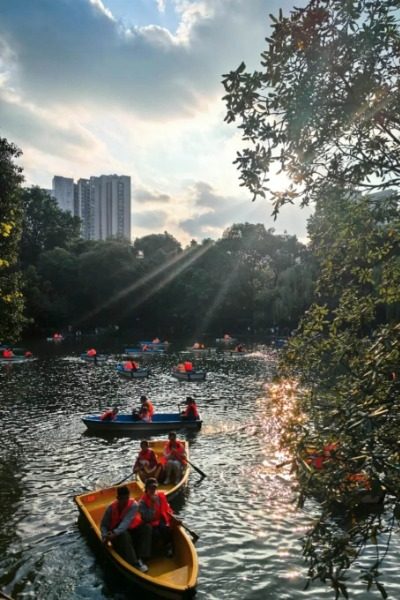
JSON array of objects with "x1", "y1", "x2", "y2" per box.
[
  {"x1": 100, "y1": 406, "x2": 119, "y2": 421},
  {"x1": 181, "y1": 396, "x2": 200, "y2": 420},
  {"x1": 100, "y1": 485, "x2": 148, "y2": 572},
  {"x1": 2, "y1": 348, "x2": 14, "y2": 358},
  {"x1": 184, "y1": 360, "x2": 193, "y2": 372},
  {"x1": 133, "y1": 440, "x2": 162, "y2": 482},
  {"x1": 138, "y1": 478, "x2": 174, "y2": 559},
  {"x1": 162, "y1": 432, "x2": 187, "y2": 485}
]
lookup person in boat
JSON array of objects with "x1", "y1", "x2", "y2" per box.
[
  {"x1": 223, "y1": 333, "x2": 232, "y2": 341},
  {"x1": 234, "y1": 343, "x2": 244, "y2": 353},
  {"x1": 123, "y1": 359, "x2": 139, "y2": 373},
  {"x1": 175, "y1": 363, "x2": 186, "y2": 373},
  {"x1": 24, "y1": 351, "x2": 33, "y2": 358},
  {"x1": 2, "y1": 348, "x2": 14, "y2": 358},
  {"x1": 86, "y1": 348, "x2": 98, "y2": 364},
  {"x1": 162, "y1": 431, "x2": 187, "y2": 485},
  {"x1": 138, "y1": 477, "x2": 174, "y2": 559},
  {"x1": 138, "y1": 406, "x2": 152, "y2": 423},
  {"x1": 133, "y1": 440, "x2": 162, "y2": 482},
  {"x1": 192, "y1": 342, "x2": 201, "y2": 349},
  {"x1": 100, "y1": 485, "x2": 148, "y2": 572},
  {"x1": 184, "y1": 360, "x2": 193, "y2": 372},
  {"x1": 152, "y1": 337, "x2": 160, "y2": 344},
  {"x1": 181, "y1": 396, "x2": 200, "y2": 421},
  {"x1": 132, "y1": 395, "x2": 154, "y2": 420},
  {"x1": 100, "y1": 406, "x2": 119, "y2": 421}
]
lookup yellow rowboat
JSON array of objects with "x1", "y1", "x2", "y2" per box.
[{"x1": 74, "y1": 441, "x2": 197, "y2": 599}]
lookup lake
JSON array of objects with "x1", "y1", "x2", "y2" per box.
[{"x1": 0, "y1": 340, "x2": 398, "y2": 599}]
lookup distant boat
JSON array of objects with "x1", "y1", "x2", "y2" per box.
[
  {"x1": 80, "y1": 353, "x2": 108, "y2": 365},
  {"x1": 116, "y1": 364, "x2": 151, "y2": 379},
  {"x1": 82, "y1": 412, "x2": 202, "y2": 433},
  {"x1": 125, "y1": 346, "x2": 165, "y2": 356},
  {"x1": 171, "y1": 369, "x2": 207, "y2": 382}
]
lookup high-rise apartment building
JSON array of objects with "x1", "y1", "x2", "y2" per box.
[
  {"x1": 52, "y1": 176, "x2": 75, "y2": 213},
  {"x1": 90, "y1": 175, "x2": 131, "y2": 241},
  {"x1": 52, "y1": 174, "x2": 131, "y2": 241}
]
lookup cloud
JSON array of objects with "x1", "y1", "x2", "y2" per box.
[
  {"x1": 135, "y1": 188, "x2": 171, "y2": 203},
  {"x1": 0, "y1": 0, "x2": 290, "y2": 119},
  {"x1": 134, "y1": 209, "x2": 169, "y2": 229}
]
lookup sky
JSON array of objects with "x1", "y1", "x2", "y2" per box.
[{"x1": 0, "y1": 0, "x2": 312, "y2": 245}]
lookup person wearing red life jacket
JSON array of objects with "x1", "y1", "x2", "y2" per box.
[
  {"x1": 2, "y1": 348, "x2": 14, "y2": 359},
  {"x1": 24, "y1": 351, "x2": 33, "y2": 358},
  {"x1": 181, "y1": 396, "x2": 200, "y2": 421},
  {"x1": 100, "y1": 485, "x2": 148, "y2": 572},
  {"x1": 131, "y1": 395, "x2": 154, "y2": 421},
  {"x1": 162, "y1": 431, "x2": 187, "y2": 485},
  {"x1": 133, "y1": 440, "x2": 162, "y2": 482},
  {"x1": 100, "y1": 406, "x2": 119, "y2": 421},
  {"x1": 184, "y1": 360, "x2": 193, "y2": 372},
  {"x1": 123, "y1": 359, "x2": 139, "y2": 374},
  {"x1": 138, "y1": 478, "x2": 174, "y2": 559},
  {"x1": 86, "y1": 348, "x2": 98, "y2": 364}
]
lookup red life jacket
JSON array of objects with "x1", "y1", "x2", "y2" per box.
[
  {"x1": 183, "y1": 403, "x2": 199, "y2": 419},
  {"x1": 123, "y1": 361, "x2": 133, "y2": 370},
  {"x1": 3, "y1": 349, "x2": 13, "y2": 358},
  {"x1": 101, "y1": 409, "x2": 115, "y2": 421},
  {"x1": 110, "y1": 498, "x2": 142, "y2": 530},
  {"x1": 87, "y1": 348, "x2": 96, "y2": 357},
  {"x1": 135, "y1": 448, "x2": 157, "y2": 469},
  {"x1": 141, "y1": 492, "x2": 171, "y2": 526},
  {"x1": 164, "y1": 440, "x2": 186, "y2": 464},
  {"x1": 184, "y1": 361, "x2": 193, "y2": 372}
]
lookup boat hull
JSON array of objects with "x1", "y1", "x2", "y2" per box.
[
  {"x1": 82, "y1": 413, "x2": 202, "y2": 434},
  {"x1": 171, "y1": 371, "x2": 206, "y2": 382},
  {"x1": 116, "y1": 365, "x2": 151, "y2": 379}
]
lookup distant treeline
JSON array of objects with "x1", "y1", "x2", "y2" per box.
[{"x1": 20, "y1": 187, "x2": 315, "y2": 339}]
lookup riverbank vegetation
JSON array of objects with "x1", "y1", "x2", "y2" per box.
[{"x1": 223, "y1": 0, "x2": 400, "y2": 596}]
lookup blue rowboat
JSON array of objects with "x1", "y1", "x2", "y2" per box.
[
  {"x1": 82, "y1": 412, "x2": 202, "y2": 434},
  {"x1": 0, "y1": 356, "x2": 35, "y2": 365},
  {"x1": 125, "y1": 347, "x2": 165, "y2": 356},
  {"x1": 171, "y1": 369, "x2": 207, "y2": 382},
  {"x1": 80, "y1": 354, "x2": 108, "y2": 364},
  {"x1": 116, "y1": 364, "x2": 151, "y2": 379}
]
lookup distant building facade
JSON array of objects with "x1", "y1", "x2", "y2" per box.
[
  {"x1": 52, "y1": 176, "x2": 75, "y2": 213},
  {"x1": 51, "y1": 174, "x2": 131, "y2": 241}
]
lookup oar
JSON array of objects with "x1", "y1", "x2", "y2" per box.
[
  {"x1": 114, "y1": 471, "x2": 136, "y2": 486},
  {"x1": 186, "y1": 458, "x2": 206, "y2": 479},
  {"x1": 170, "y1": 514, "x2": 199, "y2": 544}
]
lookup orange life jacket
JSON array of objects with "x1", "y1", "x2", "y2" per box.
[
  {"x1": 183, "y1": 403, "x2": 199, "y2": 419},
  {"x1": 135, "y1": 448, "x2": 157, "y2": 469},
  {"x1": 110, "y1": 498, "x2": 142, "y2": 530},
  {"x1": 141, "y1": 492, "x2": 171, "y2": 526},
  {"x1": 163, "y1": 440, "x2": 186, "y2": 464},
  {"x1": 145, "y1": 400, "x2": 154, "y2": 417}
]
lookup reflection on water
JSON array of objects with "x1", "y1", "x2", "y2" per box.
[{"x1": 0, "y1": 344, "x2": 399, "y2": 599}]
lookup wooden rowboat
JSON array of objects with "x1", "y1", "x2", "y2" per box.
[
  {"x1": 82, "y1": 412, "x2": 202, "y2": 434},
  {"x1": 74, "y1": 472, "x2": 198, "y2": 598},
  {"x1": 171, "y1": 370, "x2": 206, "y2": 382},
  {"x1": 116, "y1": 364, "x2": 151, "y2": 379}
]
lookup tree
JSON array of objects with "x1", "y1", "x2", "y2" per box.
[
  {"x1": 223, "y1": 1, "x2": 400, "y2": 596},
  {"x1": 0, "y1": 138, "x2": 24, "y2": 342},
  {"x1": 222, "y1": 0, "x2": 400, "y2": 214},
  {"x1": 20, "y1": 187, "x2": 81, "y2": 267}
]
